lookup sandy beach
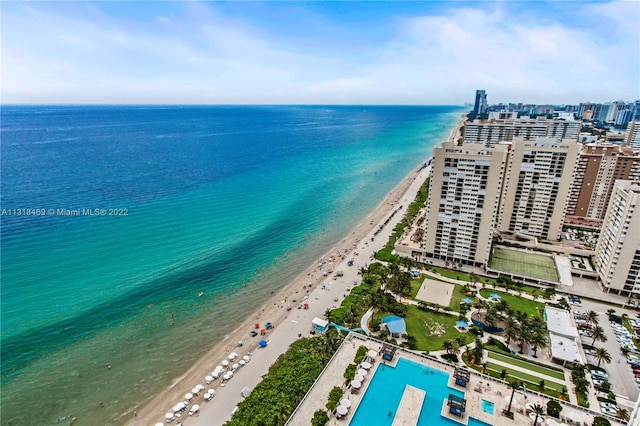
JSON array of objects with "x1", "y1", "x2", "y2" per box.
[{"x1": 131, "y1": 156, "x2": 437, "y2": 426}]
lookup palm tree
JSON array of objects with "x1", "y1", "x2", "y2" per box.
[
  {"x1": 617, "y1": 408, "x2": 630, "y2": 421},
  {"x1": 530, "y1": 329, "x2": 547, "y2": 358},
  {"x1": 442, "y1": 340, "x2": 454, "y2": 355},
  {"x1": 504, "y1": 317, "x2": 520, "y2": 351},
  {"x1": 500, "y1": 369, "x2": 507, "y2": 380},
  {"x1": 538, "y1": 379, "x2": 545, "y2": 392},
  {"x1": 586, "y1": 310, "x2": 599, "y2": 326},
  {"x1": 594, "y1": 347, "x2": 612, "y2": 368},
  {"x1": 506, "y1": 380, "x2": 523, "y2": 415},
  {"x1": 531, "y1": 404, "x2": 545, "y2": 425},
  {"x1": 589, "y1": 325, "x2": 608, "y2": 346}
]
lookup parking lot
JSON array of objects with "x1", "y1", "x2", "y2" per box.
[{"x1": 573, "y1": 298, "x2": 639, "y2": 413}]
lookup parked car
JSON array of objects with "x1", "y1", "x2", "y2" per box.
[
  {"x1": 601, "y1": 406, "x2": 618, "y2": 416},
  {"x1": 600, "y1": 402, "x2": 617, "y2": 410}
]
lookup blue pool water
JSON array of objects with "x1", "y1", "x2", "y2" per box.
[
  {"x1": 481, "y1": 399, "x2": 495, "y2": 415},
  {"x1": 350, "y1": 357, "x2": 492, "y2": 426}
]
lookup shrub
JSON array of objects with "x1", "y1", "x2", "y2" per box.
[
  {"x1": 344, "y1": 364, "x2": 357, "y2": 381},
  {"x1": 441, "y1": 353, "x2": 459, "y2": 363},
  {"x1": 354, "y1": 346, "x2": 368, "y2": 364},
  {"x1": 312, "y1": 410, "x2": 329, "y2": 426},
  {"x1": 546, "y1": 400, "x2": 562, "y2": 418},
  {"x1": 326, "y1": 386, "x2": 343, "y2": 411},
  {"x1": 593, "y1": 417, "x2": 611, "y2": 426}
]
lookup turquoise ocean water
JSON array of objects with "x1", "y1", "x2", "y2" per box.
[{"x1": 0, "y1": 105, "x2": 463, "y2": 425}]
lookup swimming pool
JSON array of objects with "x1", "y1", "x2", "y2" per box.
[
  {"x1": 481, "y1": 399, "x2": 495, "y2": 415},
  {"x1": 350, "y1": 357, "x2": 492, "y2": 426}
]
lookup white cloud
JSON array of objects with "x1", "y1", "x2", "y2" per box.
[{"x1": 1, "y1": 2, "x2": 638, "y2": 104}]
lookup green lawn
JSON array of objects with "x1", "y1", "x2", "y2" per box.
[
  {"x1": 404, "y1": 305, "x2": 473, "y2": 351},
  {"x1": 485, "y1": 363, "x2": 565, "y2": 391},
  {"x1": 448, "y1": 284, "x2": 468, "y2": 312},
  {"x1": 410, "y1": 278, "x2": 423, "y2": 298},
  {"x1": 489, "y1": 246, "x2": 559, "y2": 282},
  {"x1": 479, "y1": 289, "x2": 546, "y2": 318},
  {"x1": 487, "y1": 351, "x2": 564, "y2": 380}
]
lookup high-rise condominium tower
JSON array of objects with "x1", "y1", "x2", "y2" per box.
[{"x1": 595, "y1": 181, "x2": 640, "y2": 295}]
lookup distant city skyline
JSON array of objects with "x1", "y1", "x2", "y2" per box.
[{"x1": 2, "y1": 1, "x2": 639, "y2": 105}]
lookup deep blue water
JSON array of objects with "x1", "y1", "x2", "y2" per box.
[{"x1": 0, "y1": 105, "x2": 463, "y2": 425}]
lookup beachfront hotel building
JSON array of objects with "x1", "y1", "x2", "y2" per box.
[
  {"x1": 566, "y1": 144, "x2": 640, "y2": 223},
  {"x1": 594, "y1": 180, "x2": 640, "y2": 295},
  {"x1": 497, "y1": 137, "x2": 581, "y2": 241},
  {"x1": 421, "y1": 142, "x2": 508, "y2": 267},
  {"x1": 462, "y1": 115, "x2": 580, "y2": 147}
]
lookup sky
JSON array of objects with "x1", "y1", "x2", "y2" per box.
[{"x1": 2, "y1": 1, "x2": 639, "y2": 105}]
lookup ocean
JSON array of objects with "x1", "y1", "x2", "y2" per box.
[{"x1": 0, "y1": 105, "x2": 463, "y2": 425}]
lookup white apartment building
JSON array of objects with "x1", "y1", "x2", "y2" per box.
[
  {"x1": 463, "y1": 116, "x2": 580, "y2": 147},
  {"x1": 595, "y1": 180, "x2": 640, "y2": 295},
  {"x1": 421, "y1": 142, "x2": 508, "y2": 267},
  {"x1": 498, "y1": 138, "x2": 581, "y2": 241}
]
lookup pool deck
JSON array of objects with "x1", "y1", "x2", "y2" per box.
[
  {"x1": 392, "y1": 385, "x2": 425, "y2": 426},
  {"x1": 285, "y1": 333, "x2": 624, "y2": 426}
]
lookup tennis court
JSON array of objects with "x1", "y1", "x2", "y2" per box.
[{"x1": 490, "y1": 246, "x2": 559, "y2": 282}]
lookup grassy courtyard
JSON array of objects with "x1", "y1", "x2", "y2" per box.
[
  {"x1": 403, "y1": 305, "x2": 473, "y2": 351},
  {"x1": 489, "y1": 246, "x2": 559, "y2": 282},
  {"x1": 479, "y1": 289, "x2": 546, "y2": 318}
]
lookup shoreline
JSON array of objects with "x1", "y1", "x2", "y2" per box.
[{"x1": 131, "y1": 132, "x2": 450, "y2": 425}]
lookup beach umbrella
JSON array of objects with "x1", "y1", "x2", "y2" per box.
[
  {"x1": 222, "y1": 360, "x2": 229, "y2": 366},
  {"x1": 223, "y1": 373, "x2": 230, "y2": 380},
  {"x1": 165, "y1": 412, "x2": 174, "y2": 420},
  {"x1": 232, "y1": 363, "x2": 239, "y2": 370},
  {"x1": 204, "y1": 393, "x2": 213, "y2": 401},
  {"x1": 340, "y1": 399, "x2": 351, "y2": 408},
  {"x1": 237, "y1": 340, "x2": 243, "y2": 346},
  {"x1": 215, "y1": 365, "x2": 224, "y2": 371},
  {"x1": 254, "y1": 323, "x2": 260, "y2": 328},
  {"x1": 357, "y1": 368, "x2": 367, "y2": 376},
  {"x1": 367, "y1": 350, "x2": 377, "y2": 358},
  {"x1": 205, "y1": 375, "x2": 213, "y2": 383},
  {"x1": 336, "y1": 405, "x2": 348, "y2": 416},
  {"x1": 228, "y1": 371, "x2": 234, "y2": 377},
  {"x1": 184, "y1": 393, "x2": 193, "y2": 400},
  {"x1": 192, "y1": 404, "x2": 200, "y2": 412},
  {"x1": 259, "y1": 339, "x2": 268, "y2": 347},
  {"x1": 191, "y1": 387, "x2": 199, "y2": 395},
  {"x1": 351, "y1": 380, "x2": 362, "y2": 389},
  {"x1": 196, "y1": 384, "x2": 205, "y2": 391},
  {"x1": 239, "y1": 360, "x2": 246, "y2": 366},
  {"x1": 243, "y1": 355, "x2": 250, "y2": 361},
  {"x1": 354, "y1": 374, "x2": 364, "y2": 382},
  {"x1": 361, "y1": 361, "x2": 371, "y2": 370},
  {"x1": 208, "y1": 389, "x2": 215, "y2": 395},
  {"x1": 212, "y1": 372, "x2": 220, "y2": 379},
  {"x1": 228, "y1": 354, "x2": 236, "y2": 360}
]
